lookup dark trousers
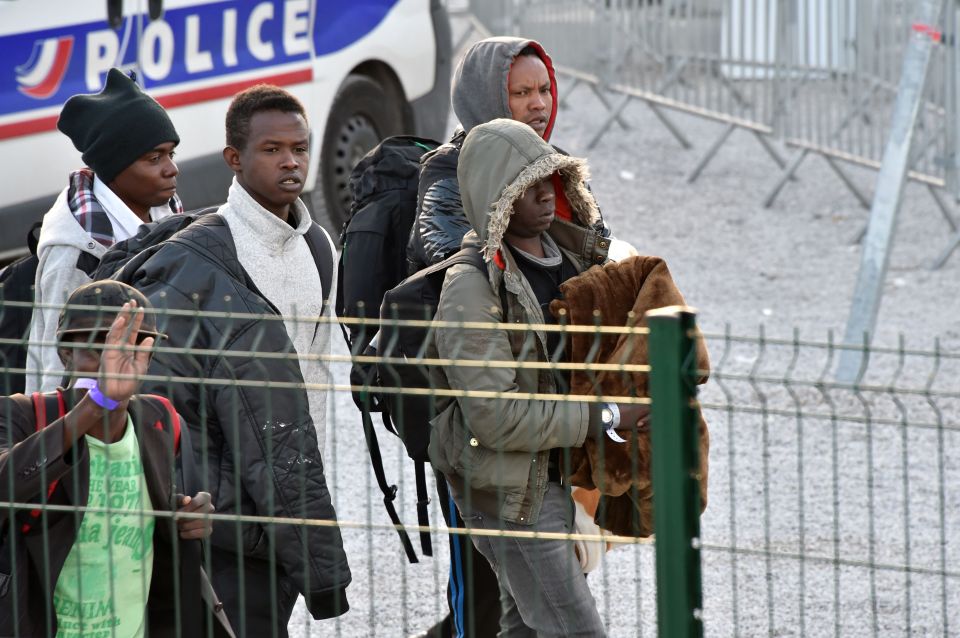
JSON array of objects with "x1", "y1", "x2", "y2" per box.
[
  {"x1": 210, "y1": 546, "x2": 299, "y2": 638},
  {"x1": 435, "y1": 473, "x2": 502, "y2": 638}
]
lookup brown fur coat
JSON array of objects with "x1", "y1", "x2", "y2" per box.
[{"x1": 549, "y1": 255, "x2": 710, "y2": 537}]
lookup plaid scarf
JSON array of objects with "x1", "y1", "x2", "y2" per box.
[{"x1": 67, "y1": 168, "x2": 183, "y2": 248}]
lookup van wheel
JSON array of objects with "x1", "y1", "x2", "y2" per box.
[{"x1": 315, "y1": 74, "x2": 404, "y2": 234}]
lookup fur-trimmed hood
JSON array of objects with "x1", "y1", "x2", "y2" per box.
[{"x1": 457, "y1": 118, "x2": 601, "y2": 264}]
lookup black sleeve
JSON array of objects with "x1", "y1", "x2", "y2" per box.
[
  {"x1": 210, "y1": 330, "x2": 351, "y2": 616},
  {"x1": 417, "y1": 178, "x2": 471, "y2": 265}
]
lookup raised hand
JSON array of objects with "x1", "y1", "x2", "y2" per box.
[{"x1": 99, "y1": 300, "x2": 155, "y2": 403}]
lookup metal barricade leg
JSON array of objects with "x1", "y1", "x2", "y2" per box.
[
  {"x1": 926, "y1": 184, "x2": 960, "y2": 268},
  {"x1": 763, "y1": 148, "x2": 812, "y2": 207},
  {"x1": 587, "y1": 60, "x2": 692, "y2": 150},
  {"x1": 686, "y1": 123, "x2": 735, "y2": 183},
  {"x1": 752, "y1": 130, "x2": 789, "y2": 170},
  {"x1": 824, "y1": 156, "x2": 871, "y2": 210},
  {"x1": 764, "y1": 83, "x2": 883, "y2": 208}
]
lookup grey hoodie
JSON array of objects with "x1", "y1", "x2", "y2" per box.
[
  {"x1": 407, "y1": 37, "x2": 562, "y2": 269},
  {"x1": 25, "y1": 188, "x2": 107, "y2": 393},
  {"x1": 452, "y1": 36, "x2": 558, "y2": 140}
]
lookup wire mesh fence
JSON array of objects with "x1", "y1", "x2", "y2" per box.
[
  {"x1": 701, "y1": 327, "x2": 959, "y2": 637},
  {"x1": 0, "y1": 295, "x2": 956, "y2": 636}
]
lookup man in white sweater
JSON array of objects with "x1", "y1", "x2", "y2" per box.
[
  {"x1": 119, "y1": 84, "x2": 348, "y2": 637},
  {"x1": 217, "y1": 91, "x2": 335, "y2": 453},
  {"x1": 26, "y1": 68, "x2": 181, "y2": 393}
]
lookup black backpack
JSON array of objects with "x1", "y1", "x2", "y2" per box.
[
  {"x1": 336, "y1": 136, "x2": 439, "y2": 354},
  {"x1": 0, "y1": 210, "x2": 212, "y2": 395},
  {"x1": 355, "y1": 244, "x2": 506, "y2": 564},
  {"x1": 335, "y1": 136, "x2": 450, "y2": 562},
  {"x1": 0, "y1": 223, "x2": 43, "y2": 394}
]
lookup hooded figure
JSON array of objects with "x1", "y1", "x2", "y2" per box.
[
  {"x1": 405, "y1": 36, "x2": 611, "y2": 273},
  {"x1": 405, "y1": 36, "x2": 613, "y2": 638},
  {"x1": 427, "y1": 119, "x2": 643, "y2": 637}
]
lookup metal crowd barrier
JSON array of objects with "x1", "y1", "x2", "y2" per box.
[{"x1": 449, "y1": 0, "x2": 960, "y2": 268}]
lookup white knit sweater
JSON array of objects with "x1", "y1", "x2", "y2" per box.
[{"x1": 218, "y1": 179, "x2": 337, "y2": 453}]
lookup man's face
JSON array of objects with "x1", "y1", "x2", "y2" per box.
[
  {"x1": 508, "y1": 54, "x2": 553, "y2": 139},
  {"x1": 225, "y1": 110, "x2": 309, "y2": 221},
  {"x1": 109, "y1": 141, "x2": 179, "y2": 218},
  {"x1": 507, "y1": 177, "x2": 555, "y2": 239},
  {"x1": 58, "y1": 330, "x2": 153, "y2": 376},
  {"x1": 58, "y1": 332, "x2": 106, "y2": 376}
]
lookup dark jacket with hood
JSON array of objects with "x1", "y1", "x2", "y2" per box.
[
  {"x1": 406, "y1": 37, "x2": 610, "y2": 273},
  {"x1": 427, "y1": 118, "x2": 607, "y2": 525},
  {"x1": 111, "y1": 214, "x2": 351, "y2": 620}
]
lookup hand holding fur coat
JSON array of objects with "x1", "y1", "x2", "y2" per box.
[{"x1": 550, "y1": 255, "x2": 710, "y2": 537}]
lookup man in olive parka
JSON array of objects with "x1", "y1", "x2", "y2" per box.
[
  {"x1": 408, "y1": 38, "x2": 617, "y2": 638},
  {"x1": 428, "y1": 119, "x2": 646, "y2": 637}
]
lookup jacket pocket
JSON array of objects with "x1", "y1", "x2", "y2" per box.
[
  {"x1": 457, "y1": 436, "x2": 531, "y2": 493},
  {"x1": 430, "y1": 399, "x2": 532, "y2": 492}
]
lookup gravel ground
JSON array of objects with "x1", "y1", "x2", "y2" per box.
[{"x1": 289, "y1": 22, "x2": 960, "y2": 638}]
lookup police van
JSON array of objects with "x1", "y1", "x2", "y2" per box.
[{"x1": 0, "y1": 0, "x2": 451, "y2": 257}]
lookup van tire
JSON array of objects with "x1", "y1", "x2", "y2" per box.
[{"x1": 314, "y1": 74, "x2": 404, "y2": 235}]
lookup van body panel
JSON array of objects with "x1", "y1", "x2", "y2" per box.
[{"x1": 0, "y1": 0, "x2": 447, "y2": 255}]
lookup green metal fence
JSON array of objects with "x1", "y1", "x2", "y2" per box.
[
  {"x1": 0, "y1": 298, "x2": 956, "y2": 637},
  {"x1": 698, "y1": 327, "x2": 958, "y2": 637}
]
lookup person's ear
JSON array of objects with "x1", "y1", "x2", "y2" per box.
[
  {"x1": 57, "y1": 346, "x2": 73, "y2": 370},
  {"x1": 222, "y1": 146, "x2": 242, "y2": 174}
]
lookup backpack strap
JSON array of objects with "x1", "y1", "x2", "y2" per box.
[
  {"x1": 413, "y1": 460, "x2": 432, "y2": 559},
  {"x1": 26, "y1": 221, "x2": 42, "y2": 257},
  {"x1": 374, "y1": 411, "x2": 433, "y2": 560},
  {"x1": 305, "y1": 222, "x2": 335, "y2": 342},
  {"x1": 458, "y1": 246, "x2": 508, "y2": 318},
  {"x1": 360, "y1": 401, "x2": 420, "y2": 563},
  {"x1": 75, "y1": 252, "x2": 101, "y2": 277},
  {"x1": 140, "y1": 394, "x2": 181, "y2": 454},
  {"x1": 21, "y1": 391, "x2": 67, "y2": 534},
  {"x1": 304, "y1": 222, "x2": 334, "y2": 306}
]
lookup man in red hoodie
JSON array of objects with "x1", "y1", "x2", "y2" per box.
[
  {"x1": 406, "y1": 37, "x2": 617, "y2": 638},
  {"x1": 407, "y1": 37, "x2": 612, "y2": 276}
]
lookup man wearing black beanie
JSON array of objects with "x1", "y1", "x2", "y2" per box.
[{"x1": 26, "y1": 68, "x2": 183, "y2": 394}]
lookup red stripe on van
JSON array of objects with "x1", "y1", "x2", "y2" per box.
[
  {"x1": 155, "y1": 68, "x2": 313, "y2": 109},
  {"x1": 0, "y1": 115, "x2": 60, "y2": 140},
  {"x1": 0, "y1": 67, "x2": 313, "y2": 141}
]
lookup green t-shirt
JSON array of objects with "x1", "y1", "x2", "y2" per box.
[{"x1": 53, "y1": 416, "x2": 155, "y2": 638}]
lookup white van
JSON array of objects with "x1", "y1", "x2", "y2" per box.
[{"x1": 0, "y1": 0, "x2": 451, "y2": 257}]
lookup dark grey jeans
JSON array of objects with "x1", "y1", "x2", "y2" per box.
[{"x1": 458, "y1": 483, "x2": 606, "y2": 638}]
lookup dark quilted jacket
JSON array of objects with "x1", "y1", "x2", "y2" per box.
[
  {"x1": 406, "y1": 132, "x2": 468, "y2": 272},
  {"x1": 112, "y1": 216, "x2": 351, "y2": 619}
]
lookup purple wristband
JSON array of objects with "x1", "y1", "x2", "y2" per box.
[{"x1": 76, "y1": 379, "x2": 120, "y2": 411}]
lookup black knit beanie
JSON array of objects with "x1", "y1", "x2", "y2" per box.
[{"x1": 57, "y1": 68, "x2": 180, "y2": 184}]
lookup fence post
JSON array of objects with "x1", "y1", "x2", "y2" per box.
[{"x1": 648, "y1": 305, "x2": 703, "y2": 638}]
